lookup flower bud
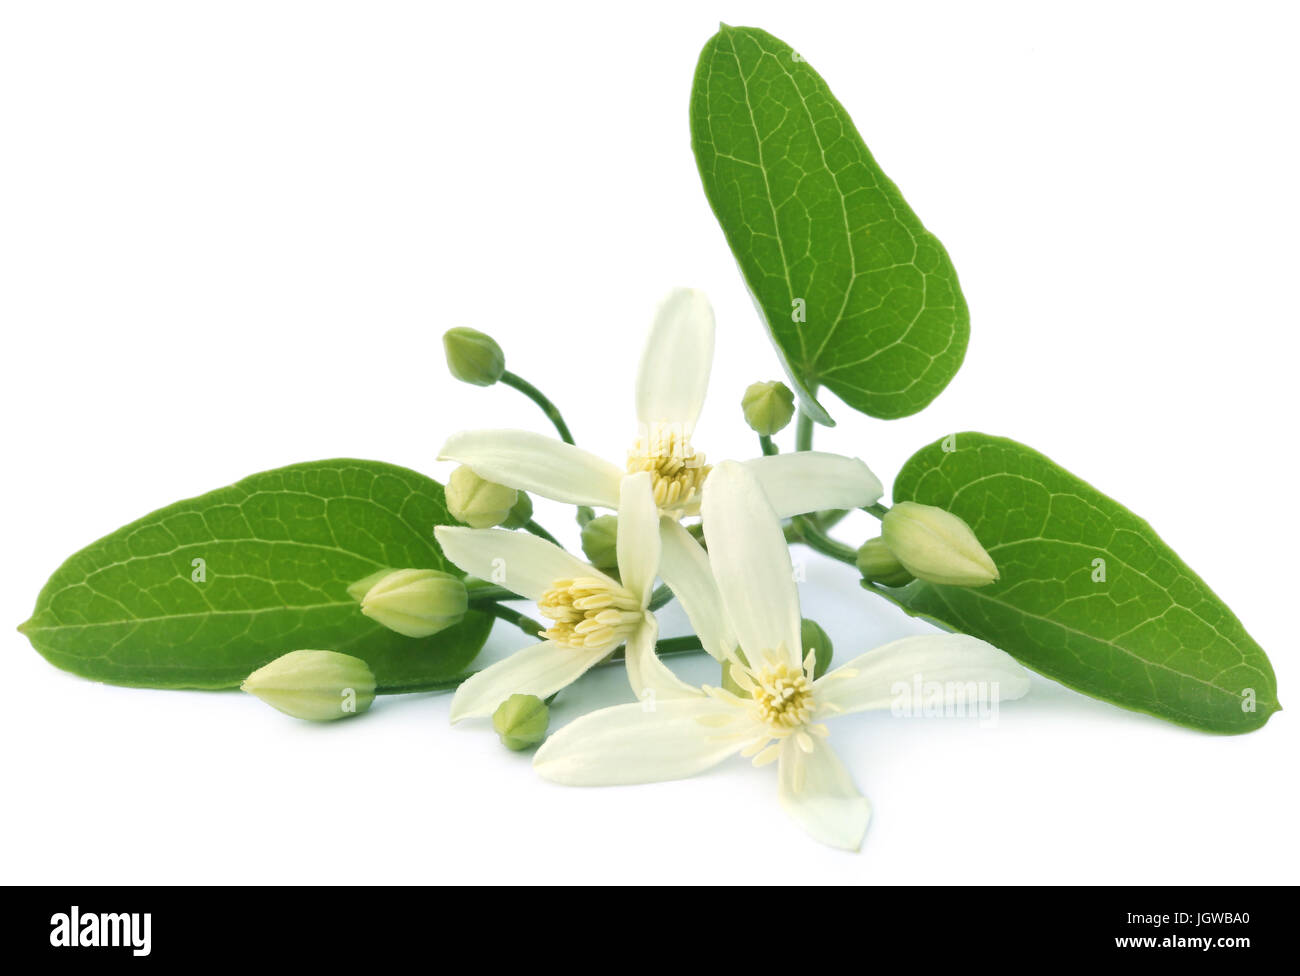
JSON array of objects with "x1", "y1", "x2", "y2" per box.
[
  {"x1": 855, "y1": 537, "x2": 914, "y2": 588},
  {"x1": 492, "y1": 693, "x2": 549, "y2": 751},
  {"x1": 360, "y1": 568, "x2": 468, "y2": 638},
  {"x1": 881, "y1": 501, "x2": 999, "y2": 587},
  {"x1": 741, "y1": 380, "x2": 796, "y2": 436},
  {"x1": 580, "y1": 515, "x2": 620, "y2": 570},
  {"x1": 345, "y1": 567, "x2": 394, "y2": 603},
  {"x1": 443, "y1": 327, "x2": 505, "y2": 386},
  {"x1": 500, "y1": 490, "x2": 533, "y2": 530},
  {"x1": 446, "y1": 465, "x2": 518, "y2": 528},
  {"x1": 801, "y1": 618, "x2": 833, "y2": 679},
  {"x1": 242, "y1": 650, "x2": 376, "y2": 721}
]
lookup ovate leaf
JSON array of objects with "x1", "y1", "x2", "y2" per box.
[
  {"x1": 19, "y1": 459, "x2": 492, "y2": 690},
  {"x1": 690, "y1": 24, "x2": 968, "y2": 422},
  {"x1": 878, "y1": 434, "x2": 1278, "y2": 733}
]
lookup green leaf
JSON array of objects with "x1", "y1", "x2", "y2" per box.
[
  {"x1": 690, "y1": 24, "x2": 968, "y2": 422},
  {"x1": 878, "y1": 433, "x2": 1279, "y2": 733},
  {"x1": 18, "y1": 459, "x2": 492, "y2": 691}
]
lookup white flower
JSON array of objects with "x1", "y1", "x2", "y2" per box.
[
  {"x1": 438, "y1": 287, "x2": 883, "y2": 522},
  {"x1": 533, "y1": 462, "x2": 1031, "y2": 851},
  {"x1": 436, "y1": 472, "x2": 693, "y2": 721}
]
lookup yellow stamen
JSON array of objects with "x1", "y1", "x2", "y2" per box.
[
  {"x1": 538, "y1": 576, "x2": 641, "y2": 649},
  {"x1": 749, "y1": 658, "x2": 816, "y2": 731},
  {"x1": 627, "y1": 425, "x2": 711, "y2": 513}
]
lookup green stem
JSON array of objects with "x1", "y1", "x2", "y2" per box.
[
  {"x1": 816, "y1": 508, "x2": 850, "y2": 531},
  {"x1": 605, "y1": 634, "x2": 704, "y2": 662},
  {"x1": 793, "y1": 516, "x2": 859, "y2": 566},
  {"x1": 648, "y1": 584, "x2": 675, "y2": 611},
  {"x1": 480, "y1": 601, "x2": 544, "y2": 638},
  {"x1": 522, "y1": 519, "x2": 561, "y2": 546},
  {"x1": 499, "y1": 370, "x2": 576, "y2": 445},
  {"x1": 795, "y1": 409, "x2": 814, "y2": 452},
  {"x1": 498, "y1": 370, "x2": 596, "y2": 526},
  {"x1": 759, "y1": 434, "x2": 778, "y2": 456},
  {"x1": 648, "y1": 635, "x2": 705, "y2": 656},
  {"x1": 377, "y1": 672, "x2": 475, "y2": 695},
  {"x1": 863, "y1": 502, "x2": 890, "y2": 520},
  {"x1": 466, "y1": 584, "x2": 517, "y2": 605}
]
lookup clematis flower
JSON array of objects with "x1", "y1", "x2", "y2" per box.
[
  {"x1": 438, "y1": 287, "x2": 883, "y2": 524},
  {"x1": 533, "y1": 462, "x2": 1031, "y2": 851},
  {"x1": 436, "y1": 472, "x2": 686, "y2": 721}
]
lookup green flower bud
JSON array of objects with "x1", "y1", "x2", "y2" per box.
[
  {"x1": 741, "y1": 380, "x2": 796, "y2": 435},
  {"x1": 580, "y1": 514, "x2": 620, "y2": 570},
  {"x1": 446, "y1": 465, "x2": 519, "y2": 528},
  {"x1": 345, "y1": 567, "x2": 394, "y2": 603},
  {"x1": 855, "y1": 537, "x2": 915, "y2": 588},
  {"x1": 443, "y1": 327, "x2": 505, "y2": 386},
  {"x1": 242, "y1": 650, "x2": 376, "y2": 721},
  {"x1": 360, "y1": 568, "x2": 468, "y2": 638},
  {"x1": 492, "y1": 693, "x2": 549, "y2": 751},
  {"x1": 881, "y1": 501, "x2": 1000, "y2": 587},
  {"x1": 500, "y1": 490, "x2": 533, "y2": 530},
  {"x1": 801, "y1": 618, "x2": 833, "y2": 679}
]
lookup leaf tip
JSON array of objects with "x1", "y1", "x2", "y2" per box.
[{"x1": 16, "y1": 618, "x2": 32, "y2": 636}]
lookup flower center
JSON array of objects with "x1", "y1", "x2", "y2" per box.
[
  {"x1": 627, "y1": 426, "x2": 711, "y2": 512},
  {"x1": 538, "y1": 576, "x2": 642, "y2": 649},
  {"x1": 750, "y1": 661, "x2": 815, "y2": 730}
]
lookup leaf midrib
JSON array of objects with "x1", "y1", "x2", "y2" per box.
[
  {"x1": 707, "y1": 28, "x2": 949, "y2": 395},
  {"x1": 24, "y1": 599, "x2": 363, "y2": 633},
  {"x1": 933, "y1": 584, "x2": 1270, "y2": 713}
]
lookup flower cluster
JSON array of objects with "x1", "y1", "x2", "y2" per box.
[{"x1": 417, "y1": 287, "x2": 1027, "y2": 851}]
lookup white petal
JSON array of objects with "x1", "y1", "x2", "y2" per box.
[
  {"x1": 434, "y1": 526, "x2": 609, "y2": 602},
  {"x1": 635, "y1": 288, "x2": 715, "y2": 429},
  {"x1": 701, "y1": 461, "x2": 802, "y2": 669},
  {"x1": 448, "y1": 640, "x2": 608, "y2": 722},
  {"x1": 616, "y1": 473, "x2": 660, "y2": 607},
  {"x1": 533, "y1": 697, "x2": 752, "y2": 786},
  {"x1": 778, "y1": 736, "x2": 871, "y2": 851},
  {"x1": 439, "y1": 429, "x2": 622, "y2": 509},
  {"x1": 814, "y1": 634, "x2": 1031, "y2": 718},
  {"x1": 744, "y1": 452, "x2": 884, "y2": 518},
  {"x1": 657, "y1": 517, "x2": 737, "y2": 661},
  {"x1": 623, "y1": 614, "x2": 703, "y2": 702}
]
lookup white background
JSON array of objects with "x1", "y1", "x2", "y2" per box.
[{"x1": 2, "y1": 1, "x2": 1296, "y2": 885}]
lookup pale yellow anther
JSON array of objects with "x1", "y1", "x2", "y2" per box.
[
  {"x1": 752, "y1": 743, "x2": 783, "y2": 767},
  {"x1": 627, "y1": 425, "x2": 711, "y2": 514},
  {"x1": 748, "y1": 658, "x2": 816, "y2": 731},
  {"x1": 538, "y1": 576, "x2": 641, "y2": 649}
]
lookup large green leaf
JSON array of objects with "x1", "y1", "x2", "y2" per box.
[
  {"x1": 19, "y1": 459, "x2": 491, "y2": 690},
  {"x1": 690, "y1": 24, "x2": 968, "y2": 423},
  {"x1": 878, "y1": 433, "x2": 1278, "y2": 733}
]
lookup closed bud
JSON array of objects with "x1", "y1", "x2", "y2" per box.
[
  {"x1": 345, "y1": 567, "x2": 393, "y2": 603},
  {"x1": 881, "y1": 501, "x2": 999, "y2": 587},
  {"x1": 242, "y1": 650, "x2": 376, "y2": 721},
  {"x1": 855, "y1": 537, "x2": 914, "y2": 588},
  {"x1": 741, "y1": 380, "x2": 796, "y2": 435},
  {"x1": 492, "y1": 693, "x2": 549, "y2": 751},
  {"x1": 443, "y1": 327, "x2": 505, "y2": 386},
  {"x1": 446, "y1": 465, "x2": 518, "y2": 528},
  {"x1": 801, "y1": 618, "x2": 833, "y2": 679},
  {"x1": 360, "y1": 568, "x2": 467, "y2": 638},
  {"x1": 580, "y1": 515, "x2": 620, "y2": 570},
  {"x1": 500, "y1": 490, "x2": 533, "y2": 530}
]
